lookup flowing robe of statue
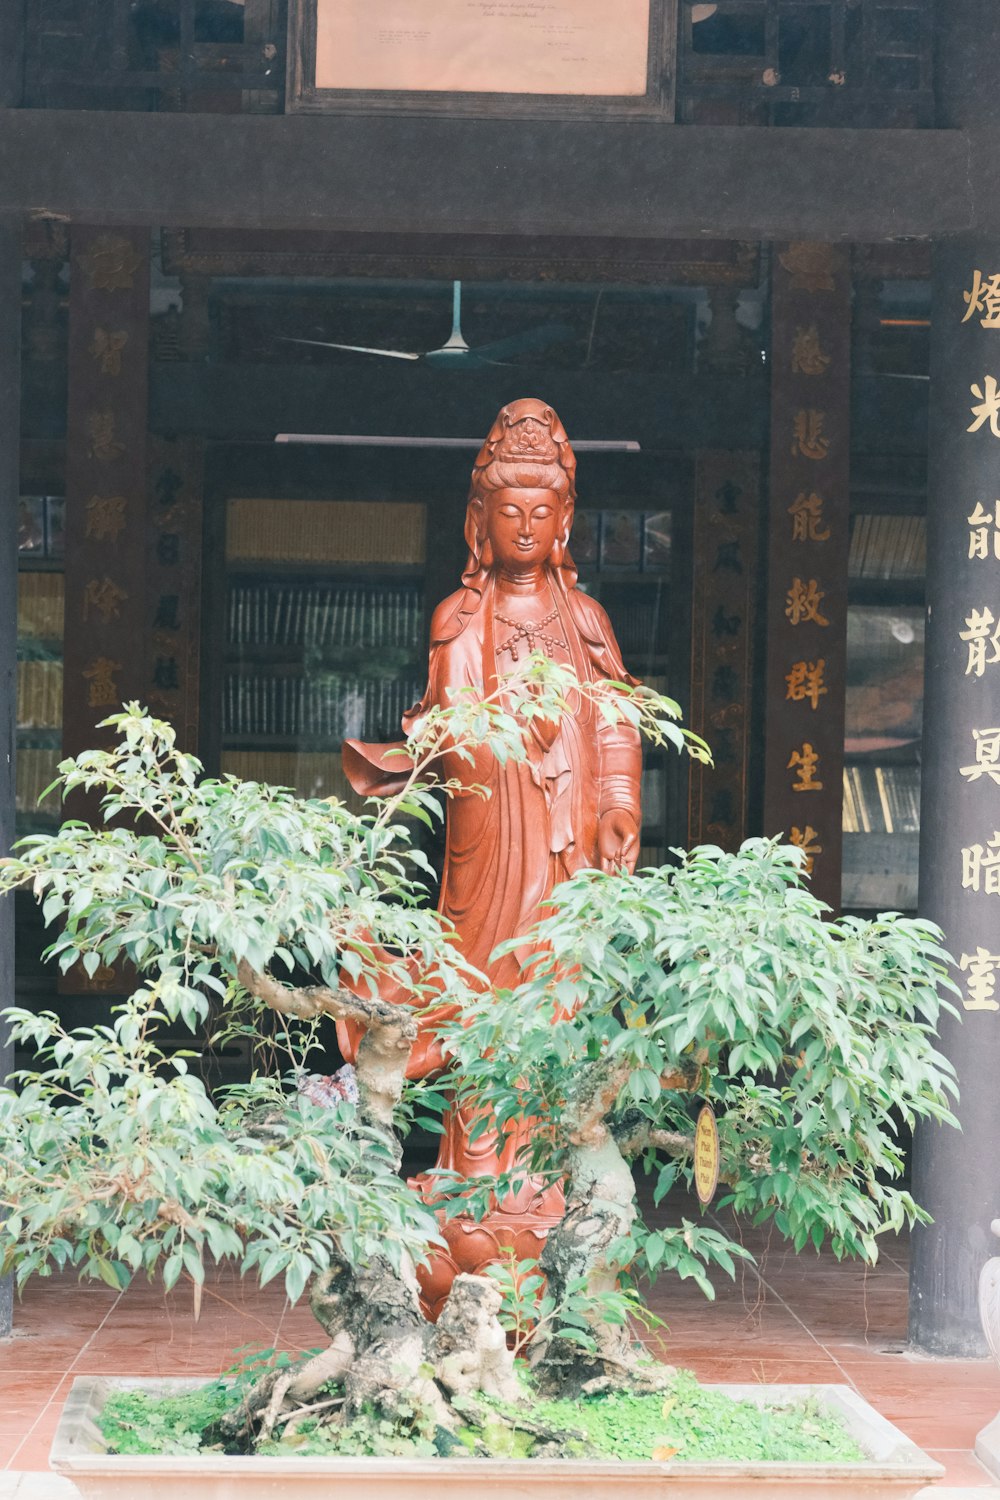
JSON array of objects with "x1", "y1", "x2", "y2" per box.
[{"x1": 340, "y1": 399, "x2": 642, "y2": 1314}]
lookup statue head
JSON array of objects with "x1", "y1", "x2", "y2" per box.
[{"x1": 463, "y1": 399, "x2": 578, "y2": 591}]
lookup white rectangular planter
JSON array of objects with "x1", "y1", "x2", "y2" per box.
[{"x1": 51, "y1": 1376, "x2": 944, "y2": 1500}]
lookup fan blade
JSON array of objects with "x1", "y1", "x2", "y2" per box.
[
  {"x1": 279, "y1": 337, "x2": 421, "y2": 361},
  {"x1": 468, "y1": 320, "x2": 574, "y2": 363}
]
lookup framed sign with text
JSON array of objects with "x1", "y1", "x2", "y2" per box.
[{"x1": 286, "y1": 0, "x2": 677, "y2": 118}]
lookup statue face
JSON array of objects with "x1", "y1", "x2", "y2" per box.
[{"x1": 484, "y1": 487, "x2": 563, "y2": 569}]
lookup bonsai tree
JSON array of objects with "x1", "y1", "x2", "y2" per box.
[
  {"x1": 0, "y1": 675, "x2": 958, "y2": 1451},
  {"x1": 444, "y1": 841, "x2": 959, "y2": 1396}
]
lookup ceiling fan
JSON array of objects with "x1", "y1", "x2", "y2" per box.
[{"x1": 279, "y1": 280, "x2": 572, "y2": 370}]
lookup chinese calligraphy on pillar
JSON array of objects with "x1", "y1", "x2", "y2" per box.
[
  {"x1": 145, "y1": 436, "x2": 203, "y2": 751},
  {"x1": 909, "y1": 237, "x2": 1000, "y2": 1356},
  {"x1": 62, "y1": 226, "x2": 151, "y2": 993},
  {"x1": 64, "y1": 227, "x2": 150, "y2": 763},
  {"x1": 952, "y1": 263, "x2": 1000, "y2": 1014},
  {"x1": 688, "y1": 452, "x2": 760, "y2": 851},
  {"x1": 916, "y1": 249, "x2": 1000, "y2": 1020},
  {"x1": 763, "y1": 244, "x2": 851, "y2": 910}
]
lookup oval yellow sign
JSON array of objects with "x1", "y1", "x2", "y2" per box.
[{"x1": 694, "y1": 1103, "x2": 720, "y2": 1206}]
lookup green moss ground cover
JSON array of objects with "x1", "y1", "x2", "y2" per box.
[{"x1": 98, "y1": 1367, "x2": 865, "y2": 1464}]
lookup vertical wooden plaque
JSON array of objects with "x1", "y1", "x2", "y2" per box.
[
  {"x1": 64, "y1": 227, "x2": 150, "y2": 757},
  {"x1": 145, "y1": 435, "x2": 203, "y2": 754},
  {"x1": 62, "y1": 226, "x2": 150, "y2": 992},
  {"x1": 688, "y1": 451, "x2": 760, "y2": 851},
  {"x1": 763, "y1": 243, "x2": 852, "y2": 911}
]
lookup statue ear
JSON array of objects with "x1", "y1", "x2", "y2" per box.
[
  {"x1": 550, "y1": 498, "x2": 574, "y2": 572},
  {"x1": 481, "y1": 537, "x2": 494, "y2": 568},
  {"x1": 464, "y1": 496, "x2": 486, "y2": 557}
]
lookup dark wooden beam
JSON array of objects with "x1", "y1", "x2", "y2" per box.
[
  {"x1": 22, "y1": 357, "x2": 923, "y2": 454},
  {"x1": 0, "y1": 0, "x2": 25, "y2": 109},
  {"x1": 937, "y1": 0, "x2": 1000, "y2": 131},
  {"x1": 149, "y1": 364, "x2": 767, "y2": 450},
  {"x1": 0, "y1": 110, "x2": 977, "y2": 241},
  {"x1": 0, "y1": 218, "x2": 21, "y2": 1338}
]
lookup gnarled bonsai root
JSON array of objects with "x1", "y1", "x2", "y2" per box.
[{"x1": 221, "y1": 1257, "x2": 522, "y2": 1446}]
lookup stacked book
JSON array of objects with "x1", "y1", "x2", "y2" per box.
[
  {"x1": 842, "y1": 763, "x2": 921, "y2": 835},
  {"x1": 227, "y1": 580, "x2": 424, "y2": 650},
  {"x1": 227, "y1": 499, "x2": 427, "y2": 567},
  {"x1": 223, "y1": 673, "x2": 424, "y2": 742},
  {"x1": 16, "y1": 660, "x2": 63, "y2": 729},
  {"x1": 16, "y1": 747, "x2": 61, "y2": 822},
  {"x1": 220, "y1": 750, "x2": 360, "y2": 807},
  {"x1": 604, "y1": 596, "x2": 662, "y2": 658},
  {"x1": 848, "y1": 514, "x2": 926, "y2": 581},
  {"x1": 18, "y1": 572, "x2": 65, "y2": 640}
]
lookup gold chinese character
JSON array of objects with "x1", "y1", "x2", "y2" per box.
[
  {"x1": 792, "y1": 410, "x2": 830, "y2": 461},
  {"x1": 969, "y1": 377, "x2": 1000, "y2": 438},
  {"x1": 82, "y1": 576, "x2": 128, "y2": 625},
  {"x1": 787, "y1": 742, "x2": 823, "y2": 792},
  {"x1": 785, "y1": 659, "x2": 829, "y2": 711},
  {"x1": 963, "y1": 270, "x2": 1000, "y2": 328},
  {"x1": 792, "y1": 325, "x2": 831, "y2": 376},
  {"x1": 959, "y1": 948, "x2": 1000, "y2": 1011},
  {"x1": 962, "y1": 832, "x2": 1000, "y2": 894},
  {"x1": 87, "y1": 410, "x2": 124, "y2": 463},
  {"x1": 968, "y1": 499, "x2": 1000, "y2": 560},
  {"x1": 82, "y1": 656, "x2": 122, "y2": 709},
  {"x1": 789, "y1": 824, "x2": 822, "y2": 876},
  {"x1": 788, "y1": 492, "x2": 831, "y2": 543},
  {"x1": 960, "y1": 607, "x2": 1000, "y2": 677},
  {"x1": 79, "y1": 234, "x2": 142, "y2": 293},
  {"x1": 85, "y1": 494, "x2": 127, "y2": 543},
  {"x1": 961, "y1": 727, "x2": 1000, "y2": 786},
  {"x1": 779, "y1": 243, "x2": 836, "y2": 293},
  {"x1": 785, "y1": 577, "x2": 831, "y2": 628},
  {"x1": 90, "y1": 327, "x2": 129, "y2": 376}
]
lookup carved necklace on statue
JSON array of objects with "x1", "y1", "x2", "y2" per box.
[{"x1": 494, "y1": 595, "x2": 568, "y2": 664}]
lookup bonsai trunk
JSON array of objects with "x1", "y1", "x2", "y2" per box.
[
  {"x1": 223, "y1": 1251, "x2": 524, "y2": 1444},
  {"x1": 228, "y1": 963, "x2": 523, "y2": 1444},
  {"x1": 529, "y1": 1067, "x2": 689, "y2": 1398}
]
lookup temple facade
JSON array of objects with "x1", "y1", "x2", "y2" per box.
[{"x1": 1, "y1": 0, "x2": 998, "y2": 1355}]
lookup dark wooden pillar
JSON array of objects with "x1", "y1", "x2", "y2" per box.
[
  {"x1": 762, "y1": 244, "x2": 852, "y2": 911},
  {"x1": 145, "y1": 436, "x2": 203, "y2": 753},
  {"x1": 0, "y1": 218, "x2": 22, "y2": 1338},
  {"x1": 908, "y1": 0, "x2": 1000, "y2": 1358},
  {"x1": 61, "y1": 227, "x2": 150, "y2": 994},
  {"x1": 909, "y1": 235, "x2": 1000, "y2": 1355},
  {"x1": 64, "y1": 227, "x2": 150, "y2": 759},
  {"x1": 0, "y1": 0, "x2": 25, "y2": 108},
  {"x1": 688, "y1": 451, "x2": 760, "y2": 851}
]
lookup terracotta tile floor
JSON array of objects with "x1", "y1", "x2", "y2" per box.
[{"x1": 1, "y1": 1208, "x2": 999, "y2": 1487}]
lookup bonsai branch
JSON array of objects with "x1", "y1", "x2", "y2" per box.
[
  {"x1": 614, "y1": 1124, "x2": 694, "y2": 1160},
  {"x1": 236, "y1": 960, "x2": 415, "y2": 1136}
]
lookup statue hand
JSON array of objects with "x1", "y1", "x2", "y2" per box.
[{"x1": 598, "y1": 809, "x2": 639, "y2": 873}]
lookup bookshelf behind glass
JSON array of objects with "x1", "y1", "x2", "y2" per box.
[
  {"x1": 218, "y1": 496, "x2": 678, "y2": 868},
  {"x1": 220, "y1": 498, "x2": 427, "y2": 808},
  {"x1": 842, "y1": 492, "x2": 925, "y2": 913},
  {"x1": 16, "y1": 495, "x2": 65, "y2": 838}
]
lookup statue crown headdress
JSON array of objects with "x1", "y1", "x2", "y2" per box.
[
  {"x1": 471, "y1": 398, "x2": 576, "y2": 498},
  {"x1": 463, "y1": 399, "x2": 579, "y2": 594},
  {"x1": 493, "y1": 410, "x2": 560, "y2": 463}
]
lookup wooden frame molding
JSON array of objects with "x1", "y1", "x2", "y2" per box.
[{"x1": 287, "y1": 0, "x2": 677, "y2": 120}]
